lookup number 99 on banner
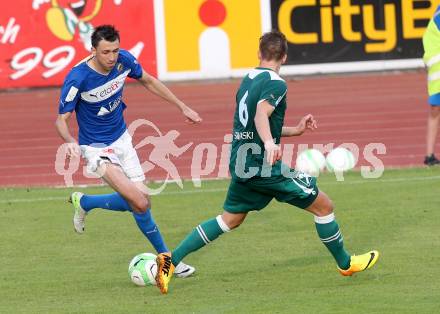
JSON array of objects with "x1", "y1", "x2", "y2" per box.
[{"x1": 10, "y1": 45, "x2": 75, "y2": 80}]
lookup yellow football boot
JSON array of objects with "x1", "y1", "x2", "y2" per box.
[
  {"x1": 339, "y1": 250, "x2": 379, "y2": 276},
  {"x1": 156, "y1": 252, "x2": 175, "y2": 294}
]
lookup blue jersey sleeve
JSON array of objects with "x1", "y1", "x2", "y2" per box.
[
  {"x1": 119, "y1": 49, "x2": 143, "y2": 79},
  {"x1": 58, "y1": 70, "x2": 81, "y2": 114}
]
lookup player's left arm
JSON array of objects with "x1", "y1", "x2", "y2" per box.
[
  {"x1": 281, "y1": 114, "x2": 317, "y2": 137},
  {"x1": 137, "y1": 70, "x2": 202, "y2": 123}
]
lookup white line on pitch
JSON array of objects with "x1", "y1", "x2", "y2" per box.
[{"x1": 1, "y1": 175, "x2": 439, "y2": 204}]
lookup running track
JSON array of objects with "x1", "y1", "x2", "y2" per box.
[{"x1": 0, "y1": 70, "x2": 436, "y2": 187}]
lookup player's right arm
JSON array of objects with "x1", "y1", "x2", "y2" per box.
[
  {"x1": 55, "y1": 112, "x2": 80, "y2": 158},
  {"x1": 254, "y1": 78, "x2": 287, "y2": 165},
  {"x1": 255, "y1": 101, "x2": 281, "y2": 165},
  {"x1": 55, "y1": 70, "x2": 81, "y2": 158}
]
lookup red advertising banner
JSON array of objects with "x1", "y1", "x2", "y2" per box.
[{"x1": 0, "y1": 0, "x2": 157, "y2": 89}]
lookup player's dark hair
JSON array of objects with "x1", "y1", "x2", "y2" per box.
[
  {"x1": 91, "y1": 25, "x2": 120, "y2": 48},
  {"x1": 259, "y1": 30, "x2": 288, "y2": 61}
]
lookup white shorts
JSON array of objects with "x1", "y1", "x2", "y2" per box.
[{"x1": 80, "y1": 130, "x2": 145, "y2": 182}]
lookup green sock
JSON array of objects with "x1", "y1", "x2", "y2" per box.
[
  {"x1": 172, "y1": 215, "x2": 230, "y2": 266},
  {"x1": 314, "y1": 213, "x2": 350, "y2": 270}
]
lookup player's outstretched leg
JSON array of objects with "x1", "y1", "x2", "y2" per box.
[
  {"x1": 69, "y1": 192, "x2": 87, "y2": 234},
  {"x1": 70, "y1": 189, "x2": 195, "y2": 277},
  {"x1": 172, "y1": 215, "x2": 231, "y2": 265},
  {"x1": 314, "y1": 212, "x2": 351, "y2": 270},
  {"x1": 69, "y1": 191, "x2": 132, "y2": 233},
  {"x1": 338, "y1": 250, "x2": 379, "y2": 276},
  {"x1": 155, "y1": 214, "x2": 237, "y2": 294},
  {"x1": 75, "y1": 192, "x2": 133, "y2": 212},
  {"x1": 307, "y1": 191, "x2": 379, "y2": 275}
]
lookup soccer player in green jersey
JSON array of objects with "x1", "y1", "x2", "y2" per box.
[{"x1": 156, "y1": 31, "x2": 379, "y2": 294}]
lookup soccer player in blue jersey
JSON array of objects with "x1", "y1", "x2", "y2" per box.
[{"x1": 55, "y1": 25, "x2": 201, "y2": 278}]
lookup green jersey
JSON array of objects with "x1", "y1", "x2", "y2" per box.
[{"x1": 229, "y1": 67, "x2": 287, "y2": 181}]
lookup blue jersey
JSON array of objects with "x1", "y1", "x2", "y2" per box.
[{"x1": 58, "y1": 49, "x2": 143, "y2": 145}]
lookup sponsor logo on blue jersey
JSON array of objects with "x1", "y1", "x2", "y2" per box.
[
  {"x1": 80, "y1": 69, "x2": 131, "y2": 103},
  {"x1": 97, "y1": 95, "x2": 123, "y2": 116}
]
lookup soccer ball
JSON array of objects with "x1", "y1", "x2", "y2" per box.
[
  {"x1": 128, "y1": 253, "x2": 157, "y2": 286},
  {"x1": 295, "y1": 149, "x2": 326, "y2": 176},
  {"x1": 326, "y1": 147, "x2": 356, "y2": 172}
]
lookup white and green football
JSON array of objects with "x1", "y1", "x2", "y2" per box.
[
  {"x1": 128, "y1": 253, "x2": 157, "y2": 286},
  {"x1": 326, "y1": 147, "x2": 356, "y2": 172},
  {"x1": 295, "y1": 148, "x2": 326, "y2": 176}
]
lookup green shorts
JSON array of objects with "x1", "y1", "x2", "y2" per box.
[{"x1": 223, "y1": 171, "x2": 319, "y2": 213}]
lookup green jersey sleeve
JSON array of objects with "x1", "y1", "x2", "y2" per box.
[{"x1": 258, "y1": 79, "x2": 287, "y2": 108}]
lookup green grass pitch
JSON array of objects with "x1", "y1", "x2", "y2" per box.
[{"x1": 1, "y1": 167, "x2": 439, "y2": 313}]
